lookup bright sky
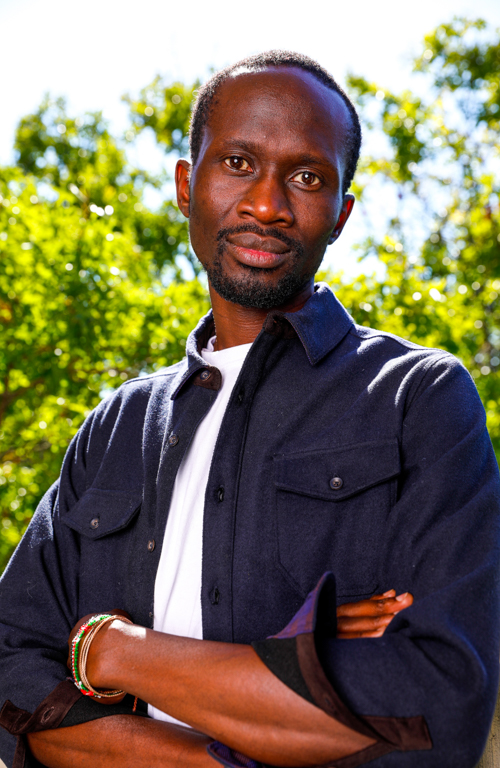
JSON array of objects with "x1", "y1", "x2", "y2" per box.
[{"x1": 2, "y1": 0, "x2": 500, "y2": 275}]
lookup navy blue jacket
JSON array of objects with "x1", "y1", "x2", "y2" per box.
[{"x1": 1, "y1": 284, "x2": 499, "y2": 767}]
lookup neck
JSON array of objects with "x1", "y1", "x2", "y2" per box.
[{"x1": 209, "y1": 280, "x2": 314, "y2": 351}]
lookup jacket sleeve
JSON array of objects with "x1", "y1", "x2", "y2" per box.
[
  {"x1": 0, "y1": 406, "x2": 146, "y2": 768},
  {"x1": 214, "y1": 357, "x2": 500, "y2": 768}
]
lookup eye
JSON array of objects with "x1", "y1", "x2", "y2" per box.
[
  {"x1": 224, "y1": 156, "x2": 252, "y2": 172},
  {"x1": 291, "y1": 171, "x2": 321, "y2": 187}
]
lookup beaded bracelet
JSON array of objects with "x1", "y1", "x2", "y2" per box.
[
  {"x1": 70, "y1": 613, "x2": 132, "y2": 698},
  {"x1": 78, "y1": 618, "x2": 123, "y2": 697}
]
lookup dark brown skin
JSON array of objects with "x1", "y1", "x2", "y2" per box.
[
  {"x1": 28, "y1": 68, "x2": 414, "y2": 766},
  {"x1": 28, "y1": 718, "x2": 214, "y2": 768}
]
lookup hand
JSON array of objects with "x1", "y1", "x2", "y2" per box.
[{"x1": 336, "y1": 590, "x2": 413, "y2": 638}]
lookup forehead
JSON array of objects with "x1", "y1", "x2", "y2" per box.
[{"x1": 202, "y1": 66, "x2": 351, "y2": 161}]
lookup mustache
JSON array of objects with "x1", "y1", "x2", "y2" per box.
[{"x1": 216, "y1": 224, "x2": 304, "y2": 255}]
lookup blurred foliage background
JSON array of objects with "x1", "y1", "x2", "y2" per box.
[{"x1": 1, "y1": 17, "x2": 499, "y2": 571}]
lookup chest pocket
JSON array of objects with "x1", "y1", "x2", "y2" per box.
[
  {"x1": 62, "y1": 488, "x2": 143, "y2": 539},
  {"x1": 274, "y1": 439, "x2": 400, "y2": 600},
  {"x1": 61, "y1": 488, "x2": 143, "y2": 619}
]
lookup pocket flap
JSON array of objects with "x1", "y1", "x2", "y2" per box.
[
  {"x1": 62, "y1": 488, "x2": 142, "y2": 539},
  {"x1": 274, "y1": 439, "x2": 400, "y2": 501}
]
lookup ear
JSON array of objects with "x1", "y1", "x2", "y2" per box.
[
  {"x1": 175, "y1": 159, "x2": 191, "y2": 218},
  {"x1": 328, "y1": 194, "x2": 355, "y2": 245}
]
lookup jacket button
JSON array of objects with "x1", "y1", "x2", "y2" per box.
[
  {"x1": 200, "y1": 370, "x2": 211, "y2": 381},
  {"x1": 90, "y1": 517, "x2": 99, "y2": 529},
  {"x1": 168, "y1": 433, "x2": 179, "y2": 446},
  {"x1": 147, "y1": 539, "x2": 156, "y2": 552},
  {"x1": 330, "y1": 477, "x2": 343, "y2": 490},
  {"x1": 217, "y1": 486, "x2": 224, "y2": 502}
]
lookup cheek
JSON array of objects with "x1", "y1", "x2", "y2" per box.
[
  {"x1": 191, "y1": 169, "x2": 237, "y2": 223},
  {"x1": 188, "y1": 180, "x2": 236, "y2": 265},
  {"x1": 188, "y1": 186, "x2": 219, "y2": 245},
  {"x1": 315, "y1": 194, "x2": 344, "y2": 240},
  {"x1": 299, "y1": 201, "x2": 339, "y2": 250}
]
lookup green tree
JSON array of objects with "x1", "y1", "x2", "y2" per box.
[
  {"x1": 0, "y1": 85, "x2": 209, "y2": 570},
  {"x1": 328, "y1": 17, "x2": 500, "y2": 456}
]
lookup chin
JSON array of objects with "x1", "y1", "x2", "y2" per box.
[{"x1": 207, "y1": 264, "x2": 310, "y2": 310}]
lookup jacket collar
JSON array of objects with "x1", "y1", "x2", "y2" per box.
[
  {"x1": 278, "y1": 282, "x2": 354, "y2": 366},
  {"x1": 171, "y1": 282, "x2": 353, "y2": 399}
]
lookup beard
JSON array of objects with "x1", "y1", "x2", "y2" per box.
[{"x1": 204, "y1": 224, "x2": 312, "y2": 309}]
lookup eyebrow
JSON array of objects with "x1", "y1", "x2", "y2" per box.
[
  {"x1": 218, "y1": 139, "x2": 261, "y2": 154},
  {"x1": 218, "y1": 139, "x2": 334, "y2": 169},
  {"x1": 292, "y1": 153, "x2": 333, "y2": 169}
]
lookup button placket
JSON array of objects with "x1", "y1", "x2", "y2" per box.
[{"x1": 201, "y1": 331, "x2": 280, "y2": 643}]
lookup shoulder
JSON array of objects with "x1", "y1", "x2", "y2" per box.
[
  {"x1": 59, "y1": 360, "x2": 187, "y2": 498},
  {"x1": 114, "y1": 359, "x2": 185, "y2": 393},
  {"x1": 351, "y1": 322, "x2": 447, "y2": 355},
  {"x1": 349, "y1": 322, "x2": 466, "y2": 375},
  {"x1": 70, "y1": 360, "x2": 186, "y2": 460},
  {"x1": 93, "y1": 360, "x2": 184, "y2": 420},
  {"x1": 343, "y1": 323, "x2": 480, "y2": 418}
]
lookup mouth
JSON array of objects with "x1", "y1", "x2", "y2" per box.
[{"x1": 225, "y1": 232, "x2": 290, "y2": 269}]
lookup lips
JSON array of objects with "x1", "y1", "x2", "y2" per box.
[
  {"x1": 226, "y1": 232, "x2": 290, "y2": 254},
  {"x1": 225, "y1": 232, "x2": 290, "y2": 268}
]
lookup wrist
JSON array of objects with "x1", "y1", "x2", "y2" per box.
[{"x1": 87, "y1": 618, "x2": 131, "y2": 691}]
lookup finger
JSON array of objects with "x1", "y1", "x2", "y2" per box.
[
  {"x1": 337, "y1": 592, "x2": 414, "y2": 618},
  {"x1": 337, "y1": 600, "x2": 384, "y2": 617},
  {"x1": 337, "y1": 614, "x2": 394, "y2": 633},
  {"x1": 338, "y1": 629, "x2": 386, "y2": 639},
  {"x1": 338, "y1": 594, "x2": 415, "y2": 636},
  {"x1": 369, "y1": 589, "x2": 396, "y2": 601},
  {"x1": 396, "y1": 592, "x2": 414, "y2": 607}
]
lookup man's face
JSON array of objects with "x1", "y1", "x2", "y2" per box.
[{"x1": 177, "y1": 67, "x2": 354, "y2": 310}]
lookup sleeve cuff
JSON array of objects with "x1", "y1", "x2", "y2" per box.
[
  {"x1": 208, "y1": 573, "x2": 432, "y2": 768},
  {"x1": 0, "y1": 679, "x2": 147, "y2": 768}
]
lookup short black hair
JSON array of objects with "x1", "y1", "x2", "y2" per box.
[{"x1": 189, "y1": 50, "x2": 362, "y2": 196}]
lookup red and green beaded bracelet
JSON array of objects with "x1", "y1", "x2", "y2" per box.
[
  {"x1": 71, "y1": 613, "x2": 112, "y2": 696},
  {"x1": 70, "y1": 612, "x2": 137, "y2": 709}
]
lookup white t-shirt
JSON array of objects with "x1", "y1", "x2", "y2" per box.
[{"x1": 148, "y1": 337, "x2": 252, "y2": 725}]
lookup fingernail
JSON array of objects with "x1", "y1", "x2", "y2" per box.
[
  {"x1": 396, "y1": 592, "x2": 408, "y2": 602},
  {"x1": 383, "y1": 590, "x2": 394, "y2": 596}
]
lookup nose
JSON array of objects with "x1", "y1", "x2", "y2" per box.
[{"x1": 236, "y1": 170, "x2": 294, "y2": 227}]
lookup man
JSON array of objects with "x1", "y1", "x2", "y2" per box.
[{"x1": 1, "y1": 51, "x2": 499, "y2": 768}]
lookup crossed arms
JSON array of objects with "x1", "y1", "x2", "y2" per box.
[{"x1": 27, "y1": 591, "x2": 411, "y2": 767}]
